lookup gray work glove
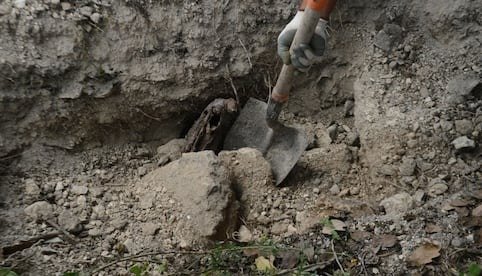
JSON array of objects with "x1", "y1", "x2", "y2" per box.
[{"x1": 277, "y1": 11, "x2": 328, "y2": 71}]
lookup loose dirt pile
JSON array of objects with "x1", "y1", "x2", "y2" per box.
[{"x1": 1, "y1": 0, "x2": 481, "y2": 275}]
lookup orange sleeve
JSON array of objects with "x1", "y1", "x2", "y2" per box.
[{"x1": 304, "y1": 0, "x2": 337, "y2": 20}]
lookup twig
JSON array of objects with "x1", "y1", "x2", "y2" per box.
[
  {"x1": 9, "y1": 239, "x2": 43, "y2": 270},
  {"x1": 1, "y1": 232, "x2": 60, "y2": 256},
  {"x1": 88, "y1": 21, "x2": 104, "y2": 33},
  {"x1": 93, "y1": 245, "x2": 296, "y2": 274},
  {"x1": 276, "y1": 257, "x2": 335, "y2": 275},
  {"x1": 44, "y1": 220, "x2": 77, "y2": 244},
  {"x1": 331, "y1": 239, "x2": 345, "y2": 274},
  {"x1": 0, "y1": 152, "x2": 24, "y2": 161},
  {"x1": 238, "y1": 38, "x2": 253, "y2": 69},
  {"x1": 225, "y1": 65, "x2": 239, "y2": 106},
  {"x1": 0, "y1": 73, "x2": 15, "y2": 83},
  {"x1": 359, "y1": 252, "x2": 368, "y2": 276},
  {"x1": 91, "y1": 250, "x2": 206, "y2": 274},
  {"x1": 135, "y1": 108, "x2": 162, "y2": 122}
]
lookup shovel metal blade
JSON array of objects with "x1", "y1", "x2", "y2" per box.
[{"x1": 223, "y1": 98, "x2": 308, "y2": 185}]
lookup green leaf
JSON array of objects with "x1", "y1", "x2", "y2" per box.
[
  {"x1": 157, "y1": 260, "x2": 168, "y2": 273},
  {"x1": 129, "y1": 265, "x2": 143, "y2": 276},
  {"x1": 467, "y1": 263, "x2": 481, "y2": 276},
  {"x1": 63, "y1": 273, "x2": 80, "y2": 276},
  {"x1": 0, "y1": 268, "x2": 18, "y2": 276}
]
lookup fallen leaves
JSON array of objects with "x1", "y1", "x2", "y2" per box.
[
  {"x1": 374, "y1": 234, "x2": 398, "y2": 249},
  {"x1": 350, "y1": 230, "x2": 371, "y2": 241},
  {"x1": 255, "y1": 256, "x2": 275, "y2": 273},
  {"x1": 425, "y1": 223, "x2": 442, "y2": 234},
  {"x1": 407, "y1": 242, "x2": 441, "y2": 266},
  {"x1": 321, "y1": 219, "x2": 346, "y2": 236}
]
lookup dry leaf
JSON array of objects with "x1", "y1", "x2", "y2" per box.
[
  {"x1": 255, "y1": 256, "x2": 275, "y2": 272},
  {"x1": 374, "y1": 234, "x2": 398, "y2": 248},
  {"x1": 407, "y1": 242, "x2": 441, "y2": 266},
  {"x1": 350, "y1": 230, "x2": 371, "y2": 241},
  {"x1": 303, "y1": 246, "x2": 315, "y2": 262},
  {"x1": 322, "y1": 219, "x2": 346, "y2": 235},
  {"x1": 279, "y1": 251, "x2": 298, "y2": 269},
  {"x1": 243, "y1": 248, "x2": 260, "y2": 257},
  {"x1": 425, "y1": 224, "x2": 442, "y2": 234}
]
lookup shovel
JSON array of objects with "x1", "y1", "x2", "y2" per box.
[{"x1": 224, "y1": 7, "x2": 322, "y2": 185}]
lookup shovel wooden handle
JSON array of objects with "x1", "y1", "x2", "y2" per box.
[{"x1": 271, "y1": 7, "x2": 321, "y2": 103}]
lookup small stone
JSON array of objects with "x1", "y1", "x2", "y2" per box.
[
  {"x1": 237, "y1": 225, "x2": 253, "y2": 242},
  {"x1": 271, "y1": 220, "x2": 290, "y2": 235},
  {"x1": 80, "y1": 6, "x2": 93, "y2": 17},
  {"x1": 445, "y1": 74, "x2": 480, "y2": 104},
  {"x1": 60, "y1": 2, "x2": 72, "y2": 10},
  {"x1": 90, "y1": 187, "x2": 104, "y2": 198},
  {"x1": 77, "y1": 196, "x2": 87, "y2": 207},
  {"x1": 58, "y1": 210, "x2": 82, "y2": 233},
  {"x1": 90, "y1": 13, "x2": 102, "y2": 24},
  {"x1": 24, "y1": 179, "x2": 41, "y2": 196},
  {"x1": 380, "y1": 192, "x2": 414, "y2": 217},
  {"x1": 379, "y1": 164, "x2": 396, "y2": 176},
  {"x1": 110, "y1": 218, "x2": 128, "y2": 230},
  {"x1": 327, "y1": 125, "x2": 338, "y2": 141},
  {"x1": 93, "y1": 205, "x2": 106, "y2": 217},
  {"x1": 141, "y1": 223, "x2": 159, "y2": 236},
  {"x1": 55, "y1": 182, "x2": 64, "y2": 191},
  {"x1": 451, "y1": 136, "x2": 475, "y2": 150},
  {"x1": 427, "y1": 178, "x2": 448, "y2": 197},
  {"x1": 138, "y1": 166, "x2": 147, "y2": 177},
  {"x1": 88, "y1": 228, "x2": 102, "y2": 237},
  {"x1": 413, "y1": 190, "x2": 425, "y2": 202},
  {"x1": 24, "y1": 201, "x2": 54, "y2": 220},
  {"x1": 454, "y1": 119, "x2": 473, "y2": 136},
  {"x1": 374, "y1": 24, "x2": 402, "y2": 52},
  {"x1": 257, "y1": 214, "x2": 270, "y2": 225},
  {"x1": 345, "y1": 132, "x2": 360, "y2": 147},
  {"x1": 451, "y1": 237, "x2": 464, "y2": 247},
  {"x1": 389, "y1": 61, "x2": 398, "y2": 69},
  {"x1": 0, "y1": 3, "x2": 12, "y2": 15},
  {"x1": 344, "y1": 100, "x2": 355, "y2": 117},
  {"x1": 329, "y1": 184, "x2": 340, "y2": 195},
  {"x1": 313, "y1": 188, "x2": 320, "y2": 194},
  {"x1": 448, "y1": 157, "x2": 457, "y2": 165},
  {"x1": 71, "y1": 185, "x2": 89, "y2": 195},
  {"x1": 50, "y1": 0, "x2": 60, "y2": 4},
  {"x1": 287, "y1": 224, "x2": 297, "y2": 235},
  {"x1": 13, "y1": 0, "x2": 26, "y2": 9},
  {"x1": 472, "y1": 204, "x2": 482, "y2": 217},
  {"x1": 350, "y1": 187, "x2": 360, "y2": 195},
  {"x1": 399, "y1": 157, "x2": 416, "y2": 176}
]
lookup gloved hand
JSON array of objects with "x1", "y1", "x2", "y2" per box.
[{"x1": 277, "y1": 11, "x2": 328, "y2": 71}]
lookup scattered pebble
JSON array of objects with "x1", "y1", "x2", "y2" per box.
[{"x1": 451, "y1": 136, "x2": 475, "y2": 150}]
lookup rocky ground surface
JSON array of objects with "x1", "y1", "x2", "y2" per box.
[{"x1": 1, "y1": 0, "x2": 481, "y2": 275}]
